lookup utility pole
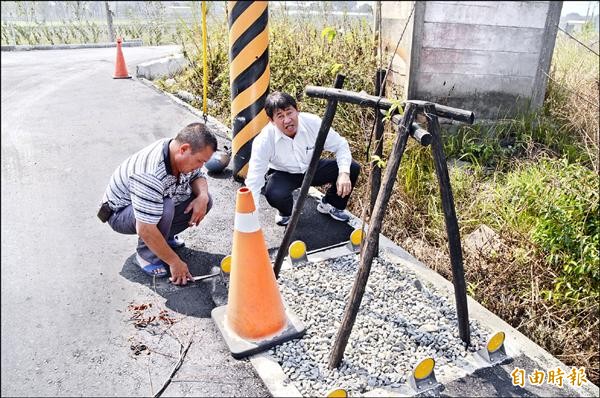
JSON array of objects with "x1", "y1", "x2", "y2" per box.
[
  {"x1": 105, "y1": 1, "x2": 115, "y2": 43},
  {"x1": 373, "y1": 1, "x2": 381, "y2": 57},
  {"x1": 585, "y1": 1, "x2": 591, "y2": 21}
]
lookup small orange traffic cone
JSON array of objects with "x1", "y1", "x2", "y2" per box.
[
  {"x1": 211, "y1": 187, "x2": 305, "y2": 358},
  {"x1": 113, "y1": 37, "x2": 131, "y2": 79}
]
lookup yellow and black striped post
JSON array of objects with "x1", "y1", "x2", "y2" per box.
[{"x1": 228, "y1": 1, "x2": 270, "y2": 180}]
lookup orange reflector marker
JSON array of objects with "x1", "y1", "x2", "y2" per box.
[
  {"x1": 289, "y1": 240, "x2": 308, "y2": 265},
  {"x1": 326, "y1": 388, "x2": 348, "y2": 397},
  {"x1": 220, "y1": 255, "x2": 231, "y2": 274},
  {"x1": 478, "y1": 331, "x2": 508, "y2": 364},
  {"x1": 487, "y1": 331, "x2": 505, "y2": 353},
  {"x1": 414, "y1": 357, "x2": 435, "y2": 380},
  {"x1": 409, "y1": 357, "x2": 440, "y2": 393},
  {"x1": 348, "y1": 228, "x2": 364, "y2": 252}
]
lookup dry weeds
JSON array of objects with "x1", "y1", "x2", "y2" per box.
[
  {"x1": 546, "y1": 33, "x2": 600, "y2": 173},
  {"x1": 347, "y1": 183, "x2": 599, "y2": 385}
]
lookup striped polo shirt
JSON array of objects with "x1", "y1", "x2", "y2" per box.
[{"x1": 102, "y1": 138, "x2": 205, "y2": 224}]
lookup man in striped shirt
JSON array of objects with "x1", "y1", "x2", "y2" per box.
[{"x1": 100, "y1": 122, "x2": 217, "y2": 285}]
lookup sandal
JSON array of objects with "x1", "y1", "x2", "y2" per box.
[
  {"x1": 135, "y1": 254, "x2": 169, "y2": 278},
  {"x1": 140, "y1": 263, "x2": 168, "y2": 278}
]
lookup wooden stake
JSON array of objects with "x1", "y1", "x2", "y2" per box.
[
  {"x1": 424, "y1": 103, "x2": 470, "y2": 346},
  {"x1": 328, "y1": 103, "x2": 418, "y2": 369},
  {"x1": 368, "y1": 69, "x2": 386, "y2": 231}
]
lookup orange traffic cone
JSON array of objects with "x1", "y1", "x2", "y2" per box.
[
  {"x1": 211, "y1": 187, "x2": 305, "y2": 359},
  {"x1": 113, "y1": 37, "x2": 131, "y2": 79}
]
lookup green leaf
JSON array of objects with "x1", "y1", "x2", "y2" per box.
[
  {"x1": 330, "y1": 63, "x2": 343, "y2": 75},
  {"x1": 321, "y1": 26, "x2": 337, "y2": 44},
  {"x1": 383, "y1": 99, "x2": 404, "y2": 122},
  {"x1": 371, "y1": 155, "x2": 386, "y2": 168}
]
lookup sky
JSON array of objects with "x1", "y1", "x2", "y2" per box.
[{"x1": 560, "y1": 1, "x2": 598, "y2": 17}]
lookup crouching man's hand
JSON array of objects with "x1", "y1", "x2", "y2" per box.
[
  {"x1": 185, "y1": 193, "x2": 209, "y2": 227},
  {"x1": 336, "y1": 172, "x2": 352, "y2": 198},
  {"x1": 136, "y1": 221, "x2": 194, "y2": 286},
  {"x1": 169, "y1": 259, "x2": 193, "y2": 286}
]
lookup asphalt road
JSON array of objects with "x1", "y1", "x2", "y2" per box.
[
  {"x1": 0, "y1": 45, "x2": 265, "y2": 397},
  {"x1": 1, "y1": 44, "x2": 356, "y2": 397}
]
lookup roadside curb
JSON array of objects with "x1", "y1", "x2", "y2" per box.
[{"x1": 1, "y1": 39, "x2": 143, "y2": 52}]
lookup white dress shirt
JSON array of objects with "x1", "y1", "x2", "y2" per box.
[{"x1": 245, "y1": 112, "x2": 352, "y2": 206}]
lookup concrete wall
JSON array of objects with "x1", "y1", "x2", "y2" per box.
[
  {"x1": 380, "y1": 1, "x2": 562, "y2": 120},
  {"x1": 377, "y1": 1, "x2": 415, "y2": 99}
]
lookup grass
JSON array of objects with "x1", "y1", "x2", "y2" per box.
[
  {"x1": 544, "y1": 27, "x2": 599, "y2": 173},
  {"x1": 1, "y1": 0, "x2": 189, "y2": 46},
  {"x1": 0, "y1": 17, "x2": 188, "y2": 46},
  {"x1": 0, "y1": 19, "x2": 180, "y2": 45},
  {"x1": 157, "y1": 11, "x2": 377, "y2": 145}
]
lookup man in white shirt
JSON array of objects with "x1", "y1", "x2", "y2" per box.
[{"x1": 245, "y1": 91, "x2": 361, "y2": 226}]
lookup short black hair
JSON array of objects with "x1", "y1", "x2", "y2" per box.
[
  {"x1": 175, "y1": 122, "x2": 218, "y2": 153},
  {"x1": 264, "y1": 91, "x2": 298, "y2": 119}
]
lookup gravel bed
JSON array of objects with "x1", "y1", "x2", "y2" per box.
[{"x1": 269, "y1": 253, "x2": 489, "y2": 397}]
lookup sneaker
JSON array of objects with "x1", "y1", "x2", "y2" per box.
[
  {"x1": 317, "y1": 198, "x2": 350, "y2": 222},
  {"x1": 275, "y1": 212, "x2": 291, "y2": 226},
  {"x1": 167, "y1": 235, "x2": 185, "y2": 249}
]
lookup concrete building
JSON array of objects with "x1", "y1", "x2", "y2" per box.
[{"x1": 379, "y1": 1, "x2": 563, "y2": 120}]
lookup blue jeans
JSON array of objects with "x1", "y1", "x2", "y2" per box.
[{"x1": 107, "y1": 193, "x2": 213, "y2": 264}]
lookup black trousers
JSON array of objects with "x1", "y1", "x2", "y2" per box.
[{"x1": 262, "y1": 159, "x2": 360, "y2": 216}]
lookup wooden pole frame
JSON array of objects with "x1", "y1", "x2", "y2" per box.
[
  {"x1": 275, "y1": 82, "x2": 475, "y2": 366},
  {"x1": 305, "y1": 86, "x2": 474, "y2": 124},
  {"x1": 423, "y1": 103, "x2": 471, "y2": 346}
]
